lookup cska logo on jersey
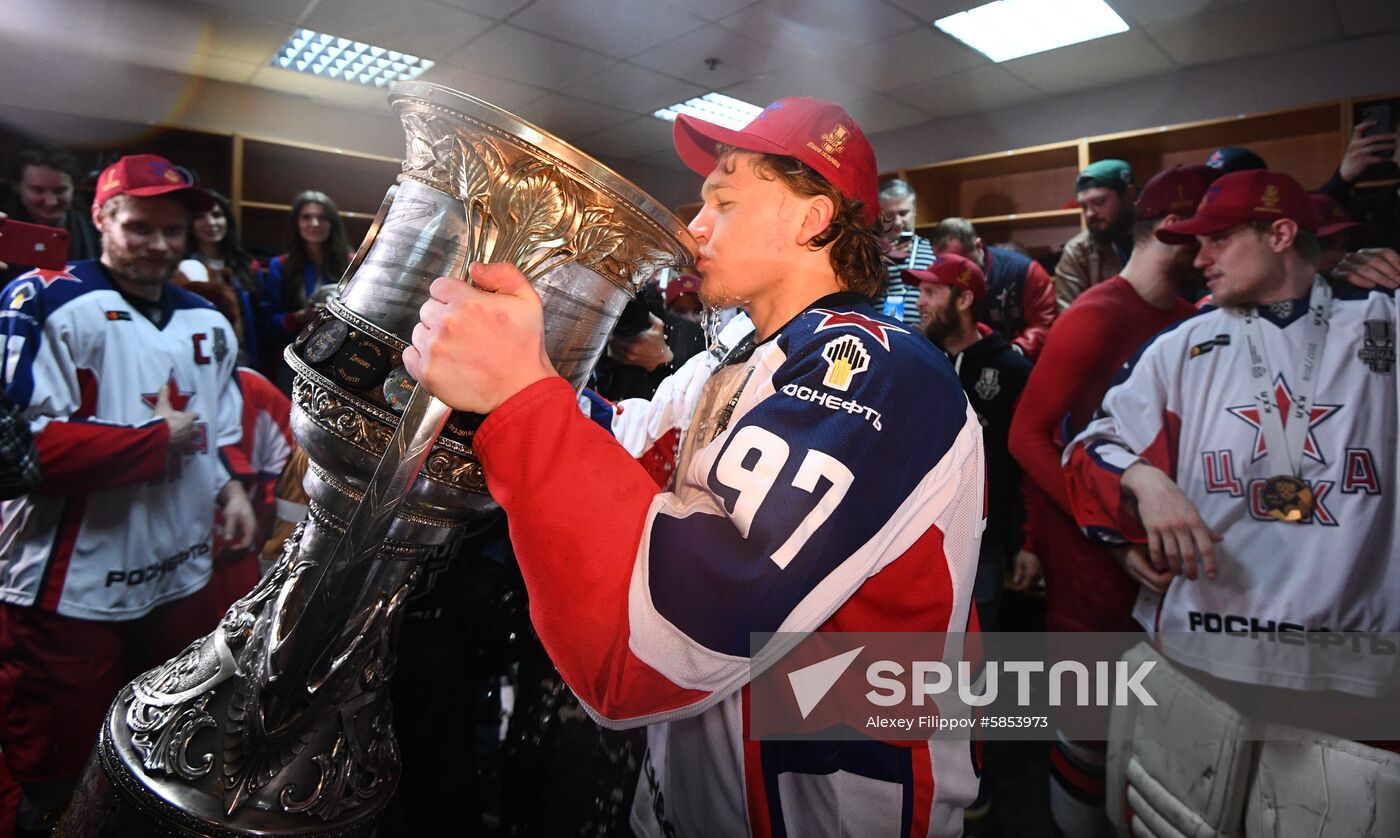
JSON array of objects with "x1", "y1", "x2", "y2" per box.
[
  {"x1": 1225, "y1": 374, "x2": 1340, "y2": 465},
  {"x1": 810, "y1": 308, "x2": 908, "y2": 351}
]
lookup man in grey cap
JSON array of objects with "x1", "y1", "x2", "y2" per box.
[{"x1": 1054, "y1": 158, "x2": 1136, "y2": 310}]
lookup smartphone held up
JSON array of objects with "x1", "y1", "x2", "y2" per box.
[{"x1": 0, "y1": 216, "x2": 71, "y2": 271}]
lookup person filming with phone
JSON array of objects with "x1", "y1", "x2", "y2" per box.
[{"x1": 0, "y1": 145, "x2": 99, "y2": 284}]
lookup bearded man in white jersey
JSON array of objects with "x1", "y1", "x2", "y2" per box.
[{"x1": 0, "y1": 155, "x2": 256, "y2": 833}]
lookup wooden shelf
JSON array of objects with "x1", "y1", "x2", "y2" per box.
[
  {"x1": 894, "y1": 141, "x2": 1082, "y2": 230},
  {"x1": 237, "y1": 136, "x2": 399, "y2": 214},
  {"x1": 241, "y1": 200, "x2": 381, "y2": 220},
  {"x1": 967, "y1": 208, "x2": 1083, "y2": 227},
  {"x1": 1088, "y1": 103, "x2": 1344, "y2": 191},
  {"x1": 880, "y1": 93, "x2": 1400, "y2": 256},
  {"x1": 902, "y1": 140, "x2": 1082, "y2": 180}
]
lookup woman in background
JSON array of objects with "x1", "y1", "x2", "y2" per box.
[
  {"x1": 176, "y1": 190, "x2": 260, "y2": 366},
  {"x1": 260, "y1": 191, "x2": 350, "y2": 391}
]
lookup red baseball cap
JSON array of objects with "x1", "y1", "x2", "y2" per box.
[
  {"x1": 903, "y1": 252, "x2": 986, "y2": 303},
  {"x1": 1135, "y1": 165, "x2": 1220, "y2": 221},
  {"x1": 94, "y1": 154, "x2": 213, "y2": 212},
  {"x1": 1156, "y1": 169, "x2": 1319, "y2": 244},
  {"x1": 665, "y1": 273, "x2": 701, "y2": 306},
  {"x1": 1310, "y1": 193, "x2": 1364, "y2": 238},
  {"x1": 672, "y1": 97, "x2": 880, "y2": 224}
]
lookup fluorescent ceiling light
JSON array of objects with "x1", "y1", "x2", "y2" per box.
[
  {"x1": 934, "y1": 0, "x2": 1129, "y2": 63},
  {"x1": 273, "y1": 28, "x2": 433, "y2": 87},
  {"x1": 653, "y1": 93, "x2": 764, "y2": 130}
]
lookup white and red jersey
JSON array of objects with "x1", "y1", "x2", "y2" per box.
[
  {"x1": 580, "y1": 312, "x2": 754, "y2": 487},
  {"x1": 219, "y1": 367, "x2": 292, "y2": 563},
  {"x1": 480, "y1": 293, "x2": 984, "y2": 838},
  {"x1": 1064, "y1": 287, "x2": 1398, "y2": 694},
  {"x1": 0, "y1": 261, "x2": 249, "y2": 620}
]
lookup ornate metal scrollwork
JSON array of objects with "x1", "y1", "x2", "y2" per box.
[{"x1": 63, "y1": 80, "x2": 693, "y2": 837}]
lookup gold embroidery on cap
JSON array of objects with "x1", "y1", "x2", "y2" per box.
[
  {"x1": 806, "y1": 123, "x2": 849, "y2": 169},
  {"x1": 1255, "y1": 184, "x2": 1283, "y2": 214}
]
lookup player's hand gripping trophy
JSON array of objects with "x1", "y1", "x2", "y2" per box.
[{"x1": 60, "y1": 82, "x2": 695, "y2": 837}]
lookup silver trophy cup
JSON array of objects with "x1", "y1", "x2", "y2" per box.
[{"x1": 60, "y1": 82, "x2": 694, "y2": 836}]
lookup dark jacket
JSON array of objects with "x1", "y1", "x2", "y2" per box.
[
  {"x1": 1319, "y1": 169, "x2": 1399, "y2": 251},
  {"x1": 947, "y1": 327, "x2": 1032, "y2": 553}
]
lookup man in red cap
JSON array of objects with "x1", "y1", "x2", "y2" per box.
[
  {"x1": 0, "y1": 153, "x2": 255, "y2": 830},
  {"x1": 407, "y1": 98, "x2": 984, "y2": 836},
  {"x1": 1009, "y1": 163, "x2": 1216, "y2": 835},
  {"x1": 909, "y1": 253, "x2": 1037, "y2": 631},
  {"x1": 663, "y1": 272, "x2": 703, "y2": 323},
  {"x1": 1062, "y1": 169, "x2": 1399, "y2": 836},
  {"x1": 1310, "y1": 192, "x2": 1367, "y2": 274}
]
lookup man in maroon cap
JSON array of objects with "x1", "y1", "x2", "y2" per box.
[
  {"x1": 1310, "y1": 192, "x2": 1367, "y2": 274},
  {"x1": 909, "y1": 253, "x2": 1037, "y2": 632},
  {"x1": 663, "y1": 272, "x2": 703, "y2": 323},
  {"x1": 407, "y1": 98, "x2": 984, "y2": 836},
  {"x1": 1009, "y1": 163, "x2": 1217, "y2": 835},
  {"x1": 0, "y1": 154, "x2": 255, "y2": 831},
  {"x1": 1062, "y1": 169, "x2": 1399, "y2": 836}
]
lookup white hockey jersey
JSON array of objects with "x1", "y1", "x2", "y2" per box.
[
  {"x1": 0, "y1": 261, "x2": 247, "y2": 620},
  {"x1": 1065, "y1": 286, "x2": 1398, "y2": 694}
]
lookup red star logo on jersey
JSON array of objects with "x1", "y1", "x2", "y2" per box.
[
  {"x1": 141, "y1": 372, "x2": 195, "y2": 412},
  {"x1": 1226, "y1": 375, "x2": 1340, "y2": 465},
  {"x1": 810, "y1": 308, "x2": 908, "y2": 351},
  {"x1": 16, "y1": 266, "x2": 80, "y2": 287}
]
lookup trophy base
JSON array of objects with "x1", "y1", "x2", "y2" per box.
[{"x1": 58, "y1": 688, "x2": 384, "y2": 838}]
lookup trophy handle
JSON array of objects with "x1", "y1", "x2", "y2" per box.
[{"x1": 338, "y1": 184, "x2": 397, "y2": 289}]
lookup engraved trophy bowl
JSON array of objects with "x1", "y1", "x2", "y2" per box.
[{"x1": 60, "y1": 82, "x2": 695, "y2": 837}]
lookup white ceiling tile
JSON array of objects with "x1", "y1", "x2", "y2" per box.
[
  {"x1": 513, "y1": 93, "x2": 636, "y2": 142},
  {"x1": 655, "y1": 0, "x2": 765, "y2": 23},
  {"x1": 192, "y1": 0, "x2": 317, "y2": 25},
  {"x1": 440, "y1": 24, "x2": 615, "y2": 88},
  {"x1": 564, "y1": 63, "x2": 706, "y2": 113},
  {"x1": 882, "y1": 0, "x2": 979, "y2": 22},
  {"x1": 718, "y1": 0, "x2": 923, "y2": 61},
  {"x1": 509, "y1": 0, "x2": 708, "y2": 59},
  {"x1": 43, "y1": 0, "x2": 205, "y2": 53},
  {"x1": 831, "y1": 25, "x2": 988, "y2": 92},
  {"x1": 642, "y1": 146, "x2": 694, "y2": 172},
  {"x1": 432, "y1": 0, "x2": 535, "y2": 19},
  {"x1": 576, "y1": 116, "x2": 677, "y2": 159},
  {"x1": 1143, "y1": 0, "x2": 1341, "y2": 66},
  {"x1": 303, "y1": 0, "x2": 493, "y2": 60},
  {"x1": 721, "y1": 60, "x2": 878, "y2": 110},
  {"x1": 249, "y1": 65, "x2": 388, "y2": 111},
  {"x1": 887, "y1": 64, "x2": 1039, "y2": 117},
  {"x1": 1000, "y1": 30, "x2": 1176, "y2": 95},
  {"x1": 415, "y1": 64, "x2": 548, "y2": 112},
  {"x1": 1106, "y1": 0, "x2": 1256, "y2": 27},
  {"x1": 630, "y1": 24, "x2": 789, "y2": 89},
  {"x1": 199, "y1": 9, "x2": 301, "y2": 64},
  {"x1": 841, "y1": 93, "x2": 935, "y2": 136},
  {"x1": 183, "y1": 56, "x2": 265, "y2": 85},
  {"x1": 1332, "y1": 0, "x2": 1400, "y2": 37}
]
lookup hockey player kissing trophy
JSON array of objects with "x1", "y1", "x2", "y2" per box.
[{"x1": 60, "y1": 82, "x2": 695, "y2": 836}]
